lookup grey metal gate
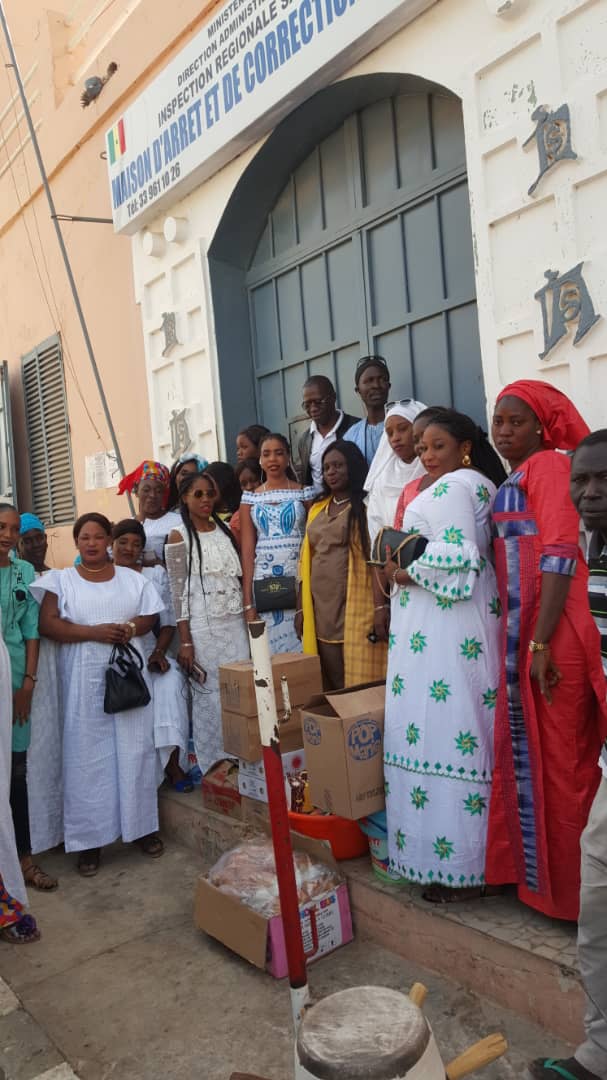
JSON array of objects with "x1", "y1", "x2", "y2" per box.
[{"x1": 245, "y1": 90, "x2": 485, "y2": 436}]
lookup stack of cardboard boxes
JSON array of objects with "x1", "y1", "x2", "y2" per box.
[{"x1": 195, "y1": 658, "x2": 388, "y2": 977}]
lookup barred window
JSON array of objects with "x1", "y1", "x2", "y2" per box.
[{"x1": 22, "y1": 335, "x2": 75, "y2": 525}]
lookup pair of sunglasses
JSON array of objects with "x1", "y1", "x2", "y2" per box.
[{"x1": 384, "y1": 398, "x2": 413, "y2": 415}]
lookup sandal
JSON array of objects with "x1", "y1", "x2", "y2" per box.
[
  {"x1": 136, "y1": 833, "x2": 164, "y2": 858},
  {"x1": 528, "y1": 1059, "x2": 600, "y2": 1080},
  {"x1": 0, "y1": 914, "x2": 40, "y2": 944},
  {"x1": 77, "y1": 848, "x2": 101, "y2": 877},
  {"x1": 21, "y1": 858, "x2": 58, "y2": 892},
  {"x1": 422, "y1": 883, "x2": 503, "y2": 904}
]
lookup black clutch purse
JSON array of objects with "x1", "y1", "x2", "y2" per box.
[
  {"x1": 371, "y1": 526, "x2": 428, "y2": 569},
  {"x1": 254, "y1": 575, "x2": 297, "y2": 613},
  {"x1": 104, "y1": 642, "x2": 151, "y2": 714}
]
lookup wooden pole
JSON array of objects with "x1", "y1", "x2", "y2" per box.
[{"x1": 248, "y1": 619, "x2": 310, "y2": 1028}]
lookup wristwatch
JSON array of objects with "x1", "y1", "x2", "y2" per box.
[{"x1": 528, "y1": 640, "x2": 549, "y2": 653}]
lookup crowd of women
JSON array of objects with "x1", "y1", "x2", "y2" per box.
[{"x1": 1, "y1": 376, "x2": 606, "y2": 950}]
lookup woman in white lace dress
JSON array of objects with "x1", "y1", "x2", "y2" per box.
[{"x1": 165, "y1": 472, "x2": 250, "y2": 775}]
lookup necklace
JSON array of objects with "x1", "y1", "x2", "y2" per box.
[
  {"x1": 80, "y1": 562, "x2": 108, "y2": 574},
  {"x1": 332, "y1": 496, "x2": 351, "y2": 506}
]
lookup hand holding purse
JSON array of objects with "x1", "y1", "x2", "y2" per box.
[
  {"x1": 370, "y1": 526, "x2": 428, "y2": 570},
  {"x1": 104, "y1": 642, "x2": 151, "y2": 714}
]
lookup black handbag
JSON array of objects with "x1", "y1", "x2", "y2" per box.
[
  {"x1": 371, "y1": 526, "x2": 428, "y2": 569},
  {"x1": 254, "y1": 575, "x2": 297, "y2": 613},
  {"x1": 104, "y1": 642, "x2": 151, "y2": 714}
]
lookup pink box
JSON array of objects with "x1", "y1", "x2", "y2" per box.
[{"x1": 266, "y1": 883, "x2": 353, "y2": 978}]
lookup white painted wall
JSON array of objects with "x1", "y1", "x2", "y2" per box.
[{"x1": 131, "y1": 0, "x2": 607, "y2": 462}]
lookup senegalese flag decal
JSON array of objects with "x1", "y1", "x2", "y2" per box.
[{"x1": 107, "y1": 118, "x2": 126, "y2": 166}]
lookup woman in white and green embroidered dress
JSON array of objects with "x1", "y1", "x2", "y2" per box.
[{"x1": 382, "y1": 408, "x2": 507, "y2": 902}]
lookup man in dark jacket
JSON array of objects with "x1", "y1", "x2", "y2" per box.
[{"x1": 297, "y1": 376, "x2": 357, "y2": 489}]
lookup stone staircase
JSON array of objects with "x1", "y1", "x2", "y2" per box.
[{"x1": 160, "y1": 786, "x2": 583, "y2": 1044}]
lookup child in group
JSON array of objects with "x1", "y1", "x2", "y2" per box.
[{"x1": 230, "y1": 459, "x2": 263, "y2": 543}]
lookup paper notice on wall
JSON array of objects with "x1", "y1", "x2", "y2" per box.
[{"x1": 84, "y1": 450, "x2": 120, "y2": 491}]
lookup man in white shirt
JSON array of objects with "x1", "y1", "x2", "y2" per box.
[{"x1": 297, "y1": 376, "x2": 357, "y2": 489}]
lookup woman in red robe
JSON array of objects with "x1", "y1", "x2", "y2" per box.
[{"x1": 486, "y1": 380, "x2": 607, "y2": 920}]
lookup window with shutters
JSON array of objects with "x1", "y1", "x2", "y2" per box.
[{"x1": 22, "y1": 335, "x2": 75, "y2": 525}]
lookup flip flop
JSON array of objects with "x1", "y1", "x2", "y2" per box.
[
  {"x1": 136, "y1": 833, "x2": 164, "y2": 858},
  {"x1": 77, "y1": 849, "x2": 101, "y2": 877},
  {"x1": 528, "y1": 1059, "x2": 600, "y2": 1080}
]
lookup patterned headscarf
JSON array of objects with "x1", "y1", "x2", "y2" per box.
[
  {"x1": 176, "y1": 452, "x2": 208, "y2": 472},
  {"x1": 118, "y1": 460, "x2": 170, "y2": 501},
  {"x1": 496, "y1": 380, "x2": 590, "y2": 451}
]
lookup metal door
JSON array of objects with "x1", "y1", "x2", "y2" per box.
[{"x1": 246, "y1": 90, "x2": 485, "y2": 434}]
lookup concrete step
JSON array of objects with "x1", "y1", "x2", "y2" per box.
[{"x1": 159, "y1": 786, "x2": 583, "y2": 1044}]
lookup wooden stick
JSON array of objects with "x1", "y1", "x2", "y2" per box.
[
  {"x1": 445, "y1": 1034, "x2": 508, "y2": 1079},
  {"x1": 408, "y1": 982, "x2": 428, "y2": 1008}
]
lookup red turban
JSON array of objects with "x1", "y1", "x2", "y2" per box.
[
  {"x1": 496, "y1": 380, "x2": 589, "y2": 452},
  {"x1": 118, "y1": 460, "x2": 170, "y2": 504}
]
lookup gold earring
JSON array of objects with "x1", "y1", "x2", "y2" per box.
[{"x1": 462, "y1": 453, "x2": 471, "y2": 467}]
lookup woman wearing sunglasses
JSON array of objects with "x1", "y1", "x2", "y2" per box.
[{"x1": 166, "y1": 472, "x2": 249, "y2": 776}]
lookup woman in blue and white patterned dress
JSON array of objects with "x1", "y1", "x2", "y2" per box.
[{"x1": 240, "y1": 433, "x2": 315, "y2": 654}]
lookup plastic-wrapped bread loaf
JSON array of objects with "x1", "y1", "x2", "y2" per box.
[{"x1": 207, "y1": 839, "x2": 340, "y2": 916}]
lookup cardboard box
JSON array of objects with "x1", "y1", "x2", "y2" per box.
[
  {"x1": 219, "y1": 653, "x2": 322, "y2": 718},
  {"x1": 222, "y1": 707, "x2": 303, "y2": 762},
  {"x1": 201, "y1": 760, "x2": 242, "y2": 820},
  {"x1": 301, "y1": 682, "x2": 385, "y2": 820},
  {"x1": 238, "y1": 747, "x2": 305, "y2": 804},
  {"x1": 241, "y1": 795, "x2": 270, "y2": 831},
  {"x1": 194, "y1": 833, "x2": 353, "y2": 978}
]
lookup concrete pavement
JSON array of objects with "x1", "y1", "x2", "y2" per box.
[{"x1": 0, "y1": 841, "x2": 573, "y2": 1079}]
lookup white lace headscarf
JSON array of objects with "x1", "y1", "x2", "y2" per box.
[{"x1": 365, "y1": 400, "x2": 427, "y2": 544}]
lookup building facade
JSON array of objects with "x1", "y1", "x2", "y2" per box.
[{"x1": 0, "y1": 0, "x2": 606, "y2": 563}]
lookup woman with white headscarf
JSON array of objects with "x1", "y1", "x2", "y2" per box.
[{"x1": 365, "y1": 400, "x2": 427, "y2": 546}]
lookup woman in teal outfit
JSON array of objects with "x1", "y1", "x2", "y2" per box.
[{"x1": 0, "y1": 504, "x2": 56, "y2": 891}]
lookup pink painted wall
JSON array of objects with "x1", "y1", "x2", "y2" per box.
[{"x1": 0, "y1": 0, "x2": 218, "y2": 565}]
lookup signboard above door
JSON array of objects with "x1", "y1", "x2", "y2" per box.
[{"x1": 106, "y1": 0, "x2": 437, "y2": 234}]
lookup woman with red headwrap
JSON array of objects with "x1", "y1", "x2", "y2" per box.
[
  {"x1": 486, "y1": 380, "x2": 607, "y2": 920},
  {"x1": 118, "y1": 461, "x2": 181, "y2": 564}
]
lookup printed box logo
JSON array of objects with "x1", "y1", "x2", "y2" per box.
[{"x1": 347, "y1": 718, "x2": 381, "y2": 762}]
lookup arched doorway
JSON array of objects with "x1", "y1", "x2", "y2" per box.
[{"x1": 209, "y1": 74, "x2": 485, "y2": 454}]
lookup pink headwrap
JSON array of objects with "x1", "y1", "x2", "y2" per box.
[{"x1": 496, "y1": 380, "x2": 589, "y2": 451}]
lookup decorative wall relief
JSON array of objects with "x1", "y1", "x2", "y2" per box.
[
  {"x1": 524, "y1": 105, "x2": 577, "y2": 195},
  {"x1": 535, "y1": 264, "x2": 600, "y2": 358},
  {"x1": 169, "y1": 408, "x2": 192, "y2": 457},
  {"x1": 160, "y1": 311, "x2": 180, "y2": 357}
]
